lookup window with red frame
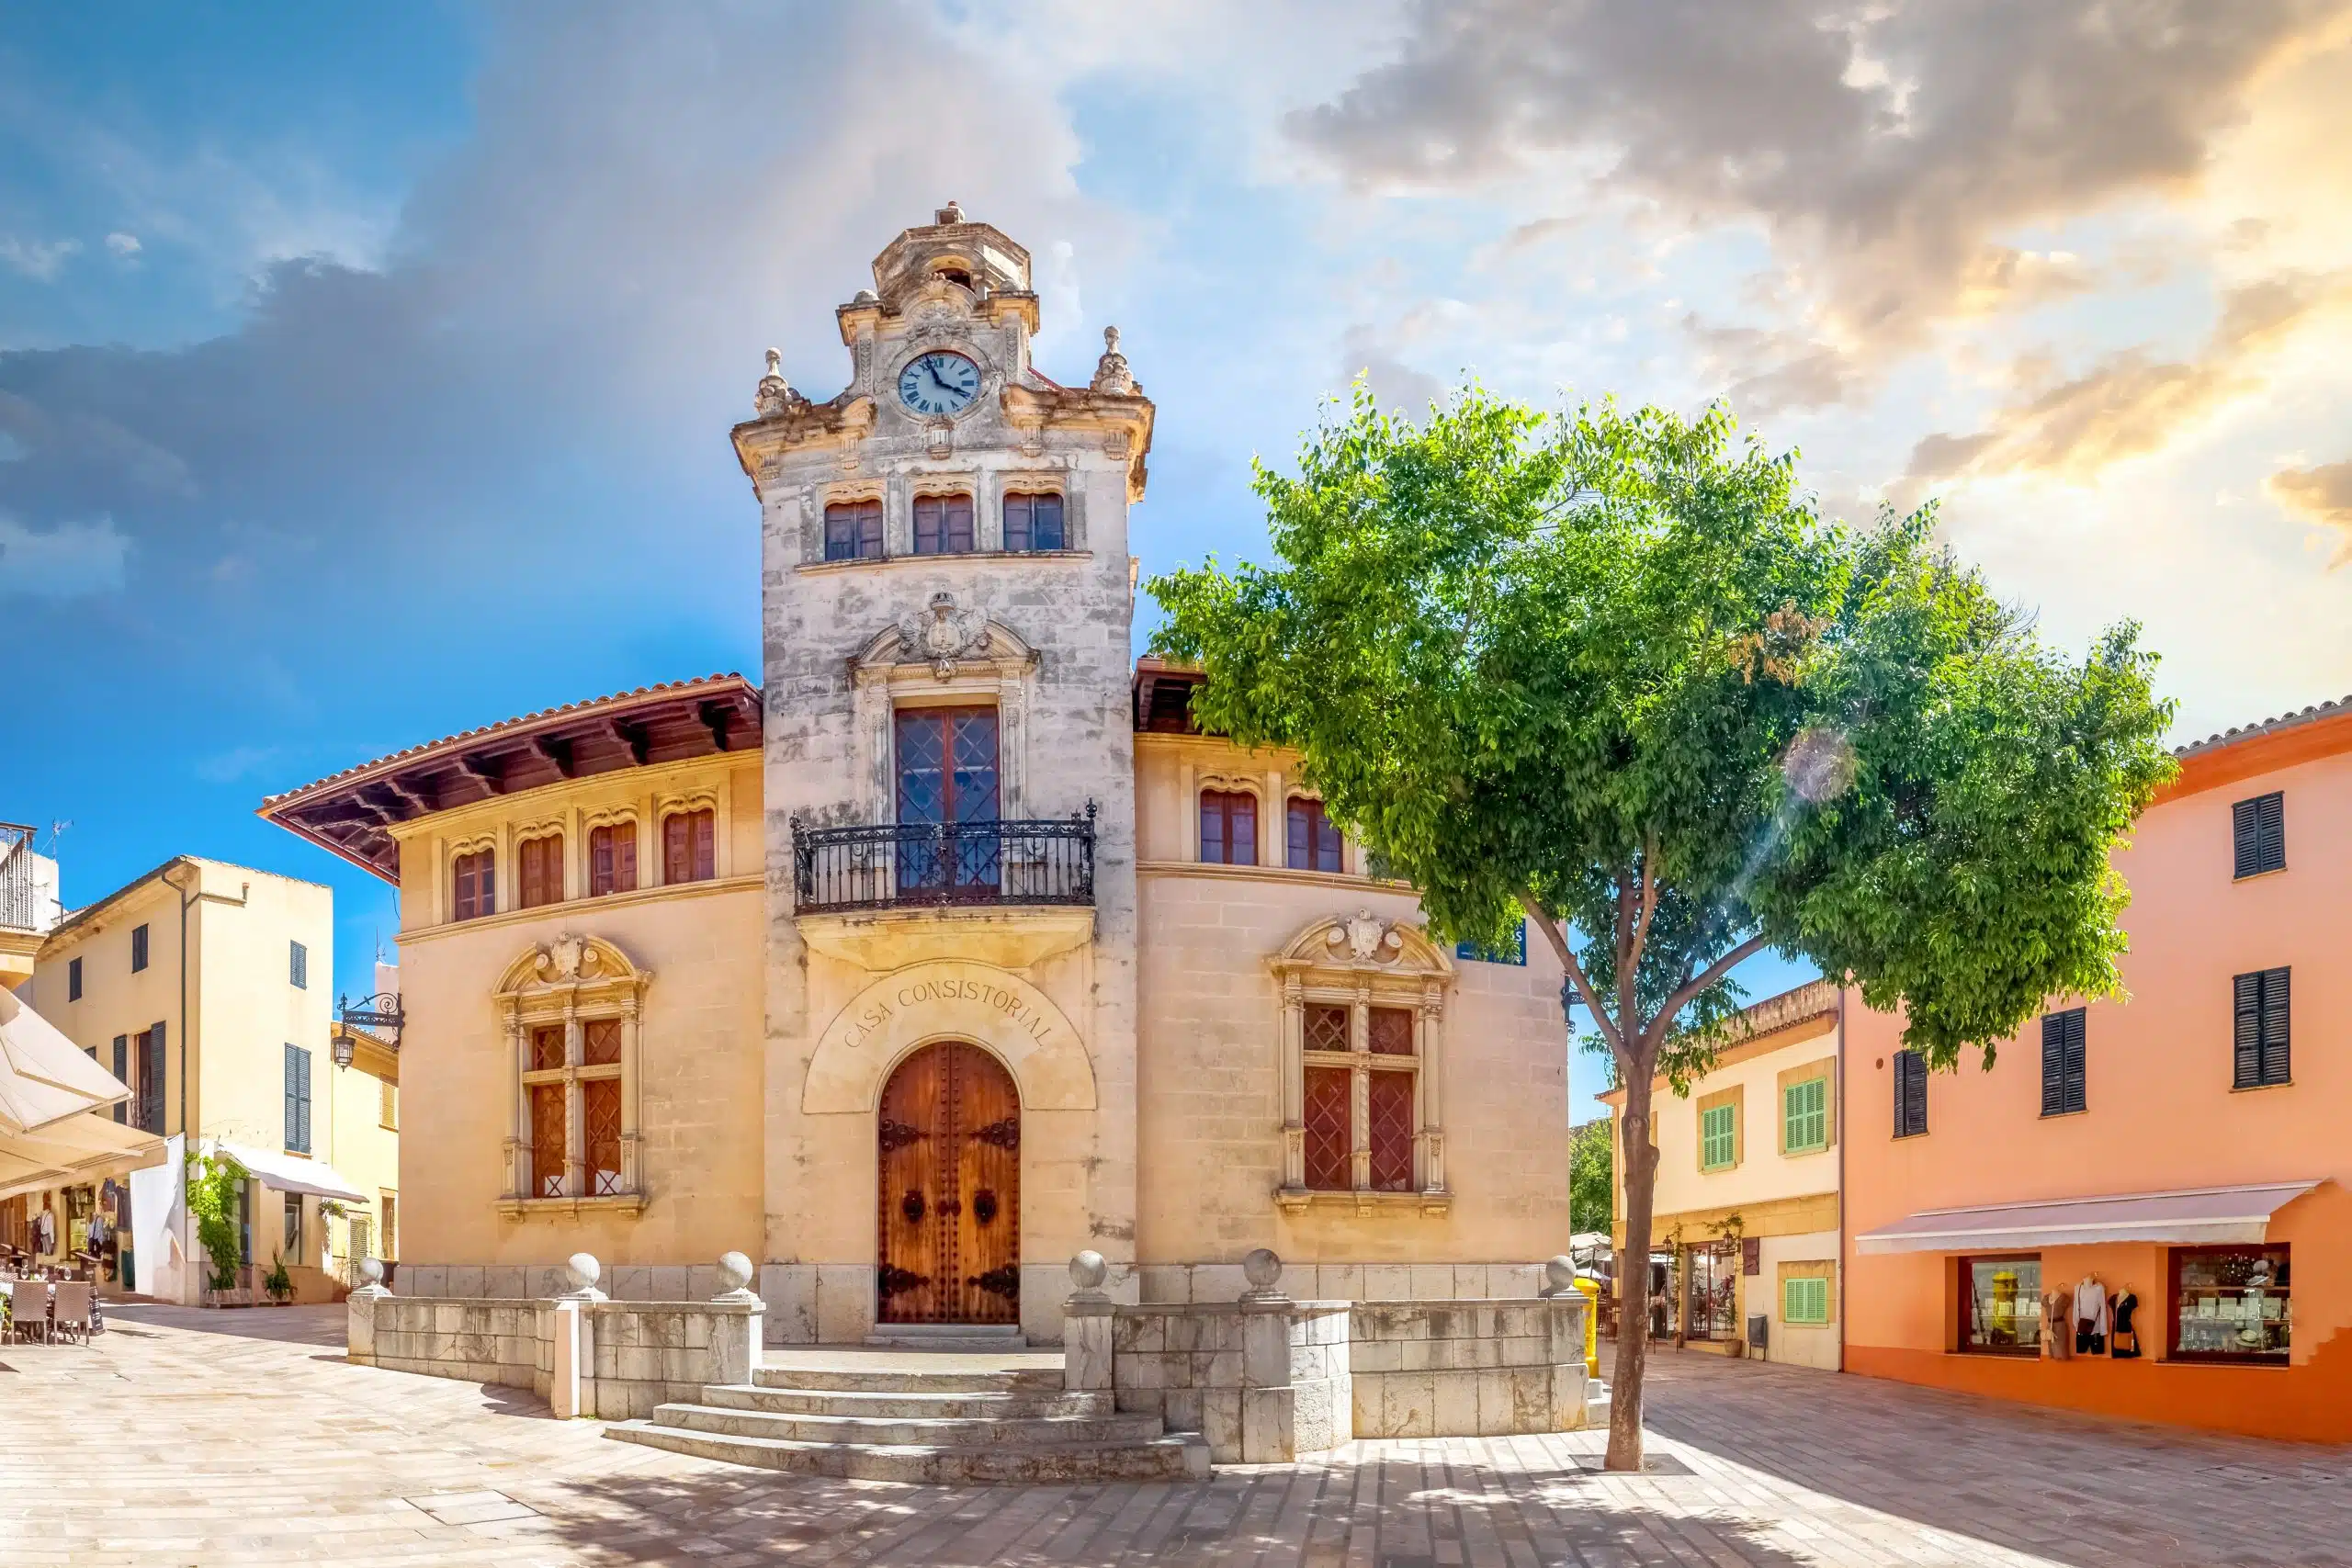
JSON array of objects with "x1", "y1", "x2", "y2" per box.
[
  {"x1": 1286, "y1": 796, "x2": 1342, "y2": 872},
  {"x1": 1199, "y1": 789, "x2": 1258, "y2": 865}
]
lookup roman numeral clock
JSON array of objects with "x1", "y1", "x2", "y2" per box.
[{"x1": 898, "y1": 349, "x2": 981, "y2": 416}]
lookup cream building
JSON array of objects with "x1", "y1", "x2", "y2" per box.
[
  {"x1": 1601, "y1": 979, "x2": 1844, "y2": 1371},
  {"x1": 261, "y1": 206, "x2": 1574, "y2": 1346},
  {"x1": 10, "y1": 857, "x2": 398, "y2": 1303}
]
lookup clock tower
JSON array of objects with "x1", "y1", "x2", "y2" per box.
[{"x1": 732, "y1": 204, "x2": 1154, "y2": 1342}]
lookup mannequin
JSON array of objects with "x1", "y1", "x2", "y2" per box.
[
  {"x1": 2110, "y1": 1283, "x2": 2141, "y2": 1359},
  {"x1": 2074, "y1": 1273, "x2": 2109, "y2": 1357},
  {"x1": 2041, "y1": 1284, "x2": 2074, "y2": 1359}
]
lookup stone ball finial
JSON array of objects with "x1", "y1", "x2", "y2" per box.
[
  {"x1": 764, "y1": 347, "x2": 782, "y2": 377},
  {"x1": 1241, "y1": 1247, "x2": 1283, "y2": 1292},
  {"x1": 564, "y1": 1252, "x2": 601, "y2": 1293},
  {"x1": 358, "y1": 1257, "x2": 385, "y2": 1287},
  {"x1": 1069, "y1": 1249, "x2": 1109, "y2": 1292},
  {"x1": 717, "y1": 1251, "x2": 753, "y2": 1295},
  {"x1": 1544, "y1": 1256, "x2": 1577, "y2": 1294},
  {"x1": 853, "y1": 288, "x2": 878, "y2": 305}
]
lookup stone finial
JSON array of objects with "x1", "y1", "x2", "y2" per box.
[
  {"x1": 755, "y1": 348, "x2": 797, "y2": 419},
  {"x1": 1541, "y1": 1256, "x2": 1577, "y2": 1297},
  {"x1": 936, "y1": 199, "x2": 966, "y2": 225},
  {"x1": 560, "y1": 1252, "x2": 606, "y2": 1300},
  {"x1": 852, "y1": 288, "x2": 878, "y2": 305},
  {"x1": 1239, "y1": 1247, "x2": 1284, "y2": 1302},
  {"x1": 1069, "y1": 1249, "x2": 1110, "y2": 1301},
  {"x1": 713, "y1": 1250, "x2": 759, "y2": 1303},
  {"x1": 1090, "y1": 324, "x2": 1136, "y2": 395},
  {"x1": 351, "y1": 1256, "x2": 390, "y2": 1299}
]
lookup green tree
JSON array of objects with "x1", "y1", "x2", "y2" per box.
[
  {"x1": 1150, "y1": 389, "x2": 2174, "y2": 1470},
  {"x1": 1569, "y1": 1118, "x2": 1612, "y2": 1235}
]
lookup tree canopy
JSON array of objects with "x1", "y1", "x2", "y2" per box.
[{"x1": 1150, "y1": 389, "x2": 2177, "y2": 1081}]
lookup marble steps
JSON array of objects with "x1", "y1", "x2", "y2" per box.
[
  {"x1": 605, "y1": 1361, "x2": 1212, "y2": 1483},
  {"x1": 605, "y1": 1418, "x2": 1212, "y2": 1483},
  {"x1": 750, "y1": 1363, "x2": 1065, "y2": 1395},
  {"x1": 633, "y1": 1399, "x2": 1168, "y2": 1450},
  {"x1": 700, "y1": 1382, "x2": 1115, "y2": 1421}
]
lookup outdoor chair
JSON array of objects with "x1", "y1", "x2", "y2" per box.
[
  {"x1": 49, "y1": 1282, "x2": 92, "y2": 1345},
  {"x1": 4, "y1": 1280, "x2": 49, "y2": 1344}
]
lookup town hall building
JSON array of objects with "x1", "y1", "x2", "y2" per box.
[{"x1": 261, "y1": 206, "x2": 1574, "y2": 1346}]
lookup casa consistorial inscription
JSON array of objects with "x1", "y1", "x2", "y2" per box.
[{"x1": 803, "y1": 958, "x2": 1098, "y2": 1114}]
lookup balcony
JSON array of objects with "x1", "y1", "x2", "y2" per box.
[{"x1": 793, "y1": 809, "x2": 1096, "y2": 915}]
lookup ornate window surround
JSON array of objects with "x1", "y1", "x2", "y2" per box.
[
  {"x1": 846, "y1": 596, "x2": 1039, "y2": 823},
  {"x1": 1271, "y1": 909, "x2": 1454, "y2": 1215},
  {"x1": 800, "y1": 465, "x2": 1086, "y2": 561},
  {"x1": 492, "y1": 933, "x2": 653, "y2": 1219}
]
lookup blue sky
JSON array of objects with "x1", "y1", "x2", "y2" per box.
[{"x1": 6, "y1": 3, "x2": 2349, "y2": 1125}]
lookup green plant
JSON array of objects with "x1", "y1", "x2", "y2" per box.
[
  {"x1": 1151, "y1": 386, "x2": 2175, "y2": 1469},
  {"x1": 1569, "y1": 1119, "x2": 1612, "y2": 1234},
  {"x1": 185, "y1": 1148, "x2": 248, "y2": 1294},
  {"x1": 262, "y1": 1251, "x2": 294, "y2": 1303}
]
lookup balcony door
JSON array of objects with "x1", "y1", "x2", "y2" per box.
[{"x1": 894, "y1": 705, "x2": 1001, "y2": 899}]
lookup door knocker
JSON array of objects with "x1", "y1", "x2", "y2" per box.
[
  {"x1": 900, "y1": 1190, "x2": 925, "y2": 1224},
  {"x1": 972, "y1": 1189, "x2": 998, "y2": 1225}
]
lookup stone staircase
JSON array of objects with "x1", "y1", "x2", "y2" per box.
[{"x1": 604, "y1": 1360, "x2": 1211, "y2": 1483}]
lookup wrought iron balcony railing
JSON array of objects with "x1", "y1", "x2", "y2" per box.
[{"x1": 793, "y1": 807, "x2": 1096, "y2": 914}]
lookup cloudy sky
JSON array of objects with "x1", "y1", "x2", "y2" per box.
[{"x1": 6, "y1": 2, "x2": 2350, "y2": 1115}]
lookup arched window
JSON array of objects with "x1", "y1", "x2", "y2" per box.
[
  {"x1": 662, "y1": 808, "x2": 717, "y2": 885},
  {"x1": 517, "y1": 832, "x2": 565, "y2": 909},
  {"x1": 913, "y1": 492, "x2": 975, "y2": 555},
  {"x1": 1003, "y1": 491, "x2": 1065, "y2": 551},
  {"x1": 452, "y1": 848, "x2": 495, "y2": 920},
  {"x1": 1286, "y1": 795, "x2": 1342, "y2": 873},
  {"x1": 1199, "y1": 788, "x2": 1258, "y2": 865},
  {"x1": 588, "y1": 821, "x2": 638, "y2": 897},
  {"x1": 825, "y1": 499, "x2": 884, "y2": 561}
]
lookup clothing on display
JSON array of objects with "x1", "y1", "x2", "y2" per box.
[
  {"x1": 2110, "y1": 1290, "x2": 2141, "y2": 1359},
  {"x1": 2074, "y1": 1276, "x2": 2110, "y2": 1357},
  {"x1": 2041, "y1": 1289, "x2": 2074, "y2": 1359}
]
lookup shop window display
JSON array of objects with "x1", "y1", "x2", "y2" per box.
[
  {"x1": 1961, "y1": 1256, "x2": 2041, "y2": 1354},
  {"x1": 2169, "y1": 1245, "x2": 2290, "y2": 1363},
  {"x1": 1685, "y1": 1240, "x2": 1739, "y2": 1341}
]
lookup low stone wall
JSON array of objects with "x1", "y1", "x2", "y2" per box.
[
  {"x1": 1349, "y1": 1298, "x2": 1588, "y2": 1438},
  {"x1": 1064, "y1": 1250, "x2": 1590, "y2": 1464},
  {"x1": 345, "y1": 1252, "x2": 763, "y2": 1420}
]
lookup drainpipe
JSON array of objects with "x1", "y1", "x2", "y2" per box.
[
  {"x1": 158, "y1": 862, "x2": 250, "y2": 1143},
  {"x1": 1837, "y1": 982, "x2": 1848, "y2": 1373}
]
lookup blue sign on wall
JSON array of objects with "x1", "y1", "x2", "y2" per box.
[{"x1": 1455, "y1": 919, "x2": 1527, "y2": 965}]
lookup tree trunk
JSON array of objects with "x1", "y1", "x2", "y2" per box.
[{"x1": 1606, "y1": 1063, "x2": 1660, "y2": 1472}]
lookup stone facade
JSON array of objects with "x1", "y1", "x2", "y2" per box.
[{"x1": 274, "y1": 208, "x2": 1573, "y2": 1345}]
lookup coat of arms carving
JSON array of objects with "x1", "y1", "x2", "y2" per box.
[{"x1": 898, "y1": 592, "x2": 993, "y2": 679}]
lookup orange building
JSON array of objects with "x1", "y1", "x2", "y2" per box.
[{"x1": 1843, "y1": 695, "x2": 2351, "y2": 1441}]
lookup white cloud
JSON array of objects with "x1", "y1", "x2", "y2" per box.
[
  {"x1": 0, "y1": 236, "x2": 82, "y2": 281},
  {"x1": 104, "y1": 231, "x2": 141, "y2": 257},
  {"x1": 0, "y1": 514, "x2": 130, "y2": 597}
]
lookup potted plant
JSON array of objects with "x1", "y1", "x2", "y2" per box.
[{"x1": 262, "y1": 1251, "x2": 295, "y2": 1305}]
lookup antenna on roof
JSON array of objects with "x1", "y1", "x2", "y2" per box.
[{"x1": 41, "y1": 819, "x2": 71, "y2": 856}]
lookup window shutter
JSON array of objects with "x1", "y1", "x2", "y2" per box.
[
  {"x1": 2233, "y1": 971, "x2": 2264, "y2": 1088},
  {"x1": 2260, "y1": 967, "x2": 2290, "y2": 1085},
  {"x1": 2040, "y1": 1014, "x2": 2064, "y2": 1116},
  {"x1": 1894, "y1": 1050, "x2": 1928, "y2": 1136},
  {"x1": 285, "y1": 1043, "x2": 300, "y2": 1149},
  {"x1": 299, "y1": 1049, "x2": 311, "y2": 1153},
  {"x1": 2233, "y1": 797, "x2": 2260, "y2": 878},
  {"x1": 2257, "y1": 793, "x2": 2285, "y2": 873},
  {"x1": 2065, "y1": 1009, "x2": 2086, "y2": 1112}
]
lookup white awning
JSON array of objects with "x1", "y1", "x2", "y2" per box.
[
  {"x1": 1854, "y1": 1180, "x2": 2324, "y2": 1255},
  {"x1": 212, "y1": 1140, "x2": 368, "y2": 1203},
  {"x1": 0, "y1": 986, "x2": 130, "y2": 1135},
  {"x1": 0, "y1": 1112, "x2": 164, "y2": 1202}
]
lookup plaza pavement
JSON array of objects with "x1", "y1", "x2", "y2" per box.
[{"x1": 0, "y1": 1302, "x2": 2343, "y2": 1566}]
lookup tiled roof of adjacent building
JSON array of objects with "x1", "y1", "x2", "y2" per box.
[{"x1": 2172, "y1": 692, "x2": 2352, "y2": 759}]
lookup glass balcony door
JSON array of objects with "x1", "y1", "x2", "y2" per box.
[{"x1": 894, "y1": 706, "x2": 1001, "y2": 899}]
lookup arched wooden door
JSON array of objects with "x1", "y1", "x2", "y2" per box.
[{"x1": 876, "y1": 1041, "x2": 1020, "y2": 1325}]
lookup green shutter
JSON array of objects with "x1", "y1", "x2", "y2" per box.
[
  {"x1": 1701, "y1": 1104, "x2": 1736, "y2": 1169},
  {"x1": 1783, "y1": 1077, "x2": 1827, "y2": 1153},
  {"x1": 1783, "y1": 1276, "x2": 1829, "y2": 1325}
]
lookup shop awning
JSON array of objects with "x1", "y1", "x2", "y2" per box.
[
  {"x1": 0, "y1": 1112, "x2": 164, "y2": 1203},
  {"x1": 0, "y1": 986, "x2": 130, "y2": 1135},
  {"x1": 212, "y1": 1140, "x2": 368, "y2": 1203},
  {"x1": 1854, "y1": 1180, "x2": 2324, "y2": 1255}
]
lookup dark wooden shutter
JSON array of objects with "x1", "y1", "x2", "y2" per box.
[
  {"x1": 2233, "y1": 972, "x2": 2263, "y2": 1088},
  {"x1": 2232, "y1": 793, "x2": 2286, "y2": 878},
  {"x1": 2041, "y1": 1010, "x2": 2086, "y2": 1115},
  {"x1": 111, "y1": 1036, "x2": 127, "y2": 1124},
  {"x1": 1894, "y1": 1050, "x2": 1928, "y2": 1136},
  {"x1": 2260, "y1": 967, "x2": 2290, "y2": 1085},
  {"x1": 2063, "y1": 1009, "x2": 2086, "y2": 1113}
]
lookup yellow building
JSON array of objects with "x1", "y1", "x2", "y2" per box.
[
  {"x1": 1601, "y1": 980, "x2": 1844, "y2": 1370},
  {"x1": 258, "y1": 208, "x2": 1574, "y2": 1344},
  {"x1": 12, "y1": 857, "x2": 398, "y2": 1303}
]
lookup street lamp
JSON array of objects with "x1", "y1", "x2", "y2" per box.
[{"x1": 331, "y1": 1032, "x2": 356, "y2": 1070}]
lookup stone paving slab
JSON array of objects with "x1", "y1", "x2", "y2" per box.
[{"x1": 0, "y1": 1304, "x2": 2343, "y2": 1565}]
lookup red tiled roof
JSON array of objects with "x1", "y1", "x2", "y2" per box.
[{"x1": 2172, "y1": 692, "x2": 2352, "y2": 759}]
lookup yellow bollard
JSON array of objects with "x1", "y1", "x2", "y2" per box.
[{"x1": 1572, "y1": 1274, "x2": 1600, "y2": 1379}]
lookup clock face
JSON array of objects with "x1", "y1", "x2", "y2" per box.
[{"x1": 898, "y1": 350, "x2": 981, "y2": 416}]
